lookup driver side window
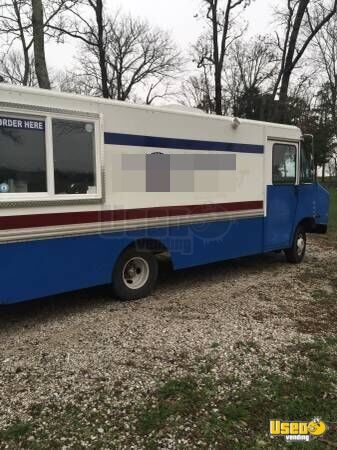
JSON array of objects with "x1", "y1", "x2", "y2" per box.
[{"x1": 272, "y1": 143, "x2": 297, "y2": 185}]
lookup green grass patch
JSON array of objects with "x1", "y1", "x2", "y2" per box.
[
  {"x1": 135, "y1": 338, "x2": 337, "y2": 449},
  {"x1": 0, "y1": 421, "x2": 33, "y2": 442},
  {"x1": 234, "y1": 340, "x2": 260, "y2": 352},
  {"x1": 138, "y1": 376, "x2": 208, "y2": 435},
  {"x1": 0, "y1": 399, "x2": 119, "y2": 449},
  {"x1": 296, "y1": 260, "x2": 337, "y2": 334},
  {"x1": 311, "y1": 289, "x2": 336, "y2": 305}
]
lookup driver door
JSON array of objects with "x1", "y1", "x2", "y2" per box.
[{"x1": 264, "y1": 141, "x2": 299, "y2": 251}]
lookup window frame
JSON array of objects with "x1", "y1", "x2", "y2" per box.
[
  {"x1": 272, "y1": 142, "x2": 298, "y2": 186},
  {"x1": 0, "y1": 107, "x2": 103, "y2": 203}
]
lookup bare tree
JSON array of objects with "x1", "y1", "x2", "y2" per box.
[
  {"x1": 106, "y1": 16, "x2": 181, "y2": 101},
  {"x1": 53, "y1": 69, "x2": 93, "y2": 95},
  {"x1": 311, "y1": 12, "x2": 337, "y2": 134},
  {"x1": 0, "y1": 48, "x2": 37, "y2": 85},
  {"x1": 222, "y1": 36, "x2": 277, "y2": 117},
  {"x1": 143, "y1": 77, "x2": 178, "y2": 105},
  {"x1": 69, "y1": 14, "x2": 181, "y2": 102},
  {"x1": 31, "y1": 0, "x2": 50, "y2": 88},
  {"x1": 196, "y1": 0, "x2": 252, "y2": 115},
  {"x1": 273, "y1": 0, "x2": 337, "y2": 123},
  {"x1": 50, "y1": 0, "x2": 110, "y2": 97},
  {"x1": 179, "y1": 73, "x2": 215, "y2": 112},
  {"x1": 230, "y1": 37, "x2": 277, "y2": 93},
  {"x1": 0, "y1": 0, "x2": 75, "y2": 86},
  {"x1": 0, "y1": 0, "x2": 33, "y2": 85}
]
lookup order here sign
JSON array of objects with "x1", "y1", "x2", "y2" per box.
[{"x1": 0, "y1": 117, "x2": 45, "y2": 131}]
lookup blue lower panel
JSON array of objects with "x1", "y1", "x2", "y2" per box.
[
  {"x1": 0, "y1": 216, "x2": 264, "y2": 304},
  {"x1": 264, "y1": 185, "x2": 297, "y2": 251}
]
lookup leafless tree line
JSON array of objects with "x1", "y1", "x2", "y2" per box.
[
  {"x1": 0, "y1": 0, "x2": 182, "y2": 104},
  {"x1": 0, "y1": 0, "x2": 337, "y2": 128},
  {"x1": 189, "y1": 0, "x2": 337, "y2": 122},
  {"x1": 182, "y1": 0, "x2": 337, "y2": 173}
]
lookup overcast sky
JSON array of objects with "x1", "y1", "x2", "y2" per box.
[{"x1": 47, "y1": 0, "x2": 279, "y2": 70}]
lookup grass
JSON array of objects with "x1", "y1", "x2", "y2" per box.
[
  {"x1": 137, "y1": 376, "x2": 212, "y2": 436},
  {"x1": 2, "y1": 339, "x2": 337, "y2": 449},
  {"x1": 0, "y1": 421, "x2": 33, "y2": 442},
  {"x1": 133, "y1": 338, "x2": 337, "y2": 449}
]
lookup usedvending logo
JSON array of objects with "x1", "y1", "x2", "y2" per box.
[{"x1": 270, "y1": 418, "x2": 327, "y2": 442}]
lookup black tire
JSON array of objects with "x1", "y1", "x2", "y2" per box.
[
  {"x1": 284, "y1": 226, "x2": 307, "y2": 264},
  {"x1": 112, "y1": 248, "x2": 158, "y2": 300}
]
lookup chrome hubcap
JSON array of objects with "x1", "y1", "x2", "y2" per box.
[
  {"x1": 122, "y1": 257, "x2": 149, "y2": 290},
  {"x1": 296, "y1": 236, "x2": 305, "y2": 255}
]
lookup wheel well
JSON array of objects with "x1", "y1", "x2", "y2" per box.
[
  {"x1": 297, "y1": 217, "x2": 316, "y2": 233},
  {"x1": 123, "y1": 238, "x2": 170, "y2": 256}
]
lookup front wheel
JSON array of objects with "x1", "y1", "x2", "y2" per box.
[
  {"x1": 112, "y1": 249, "x2": 158, "y2": 300},
  {"x1": 284, "y1": 226, "x2": 307, "y2": 264}
]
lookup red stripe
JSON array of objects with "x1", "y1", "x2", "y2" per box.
[{"x1": 0, "y1": 201, "x2": 263, "y2": 231}]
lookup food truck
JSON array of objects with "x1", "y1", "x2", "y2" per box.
[{"x1": 0, "y1": 84, "x2": 329, "y2": 304}]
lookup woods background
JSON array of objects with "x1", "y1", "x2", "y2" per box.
[{"x1": 1, "y1": 0, "x2": 337, "y2": 178}]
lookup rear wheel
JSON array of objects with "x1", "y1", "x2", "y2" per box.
[
  {"x1": 284, "y1": 226, "x2": 307, "y2": 264},
  {"x1": 112, "y1": 248, "x2": 158, "y2": 300}
]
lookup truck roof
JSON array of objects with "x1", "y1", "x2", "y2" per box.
[{"x1": 0, "y1": 83, "x2": 301, "y2": 133}]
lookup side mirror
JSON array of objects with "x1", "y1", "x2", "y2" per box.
[
  {"x1": 303, "y1": 134, "x2": 314, "y2": 157},
  {"x1": 302, "y1": 134, "x2": 315, "y2": 181}
]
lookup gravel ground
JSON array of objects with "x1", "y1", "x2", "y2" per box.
[{"x1": 0, "y1": 236, "x2": 335, "y2": 448}]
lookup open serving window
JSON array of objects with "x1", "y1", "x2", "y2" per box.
[{"x1": 0, "y1": 110, "x2": 102, "y2": 203}]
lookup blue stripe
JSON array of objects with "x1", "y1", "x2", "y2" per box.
[{"x1": 104, "y1": 132, "x2": 264, "y2": 154}]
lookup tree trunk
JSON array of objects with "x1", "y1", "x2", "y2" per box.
[
  {"x1": 210, "y1": 2, "x2": 222, "y2": 115},
  {"x1": 95, "y1": 0, "x2": 109, "y2": 98},
  {"x1": 277, "y1": 69, "x2": 291, "y2": 123},
  {"x1": 32, "y1": 0, "x2": 51, "y2": 89},
  {"x1": 22, "y1": 47, "x2": 30, "y2": 86},
  {"x1": 214, "y1": 66, "x2": 222, "y2": 115},
  {"x1": 13, "y1": 0, "x2": 30, "y2": 85},
  {"x1": 314, "y1": 164, "x2": 318, "y2": 181}
]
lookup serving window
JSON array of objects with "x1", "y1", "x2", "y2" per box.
[
  {"x1": 0, "y1": 116, "x2": 47, "y2": 194},
  {"x1": 53, "y1": 119, "x2": 97, "y2": 195},
  {"x1": 0, "y1": 111, "x2": 101, "y2": 202}
]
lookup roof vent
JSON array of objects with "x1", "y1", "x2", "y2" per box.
[{"x1": 232, "y1": 117, "x2": 241, "y2": 130}]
